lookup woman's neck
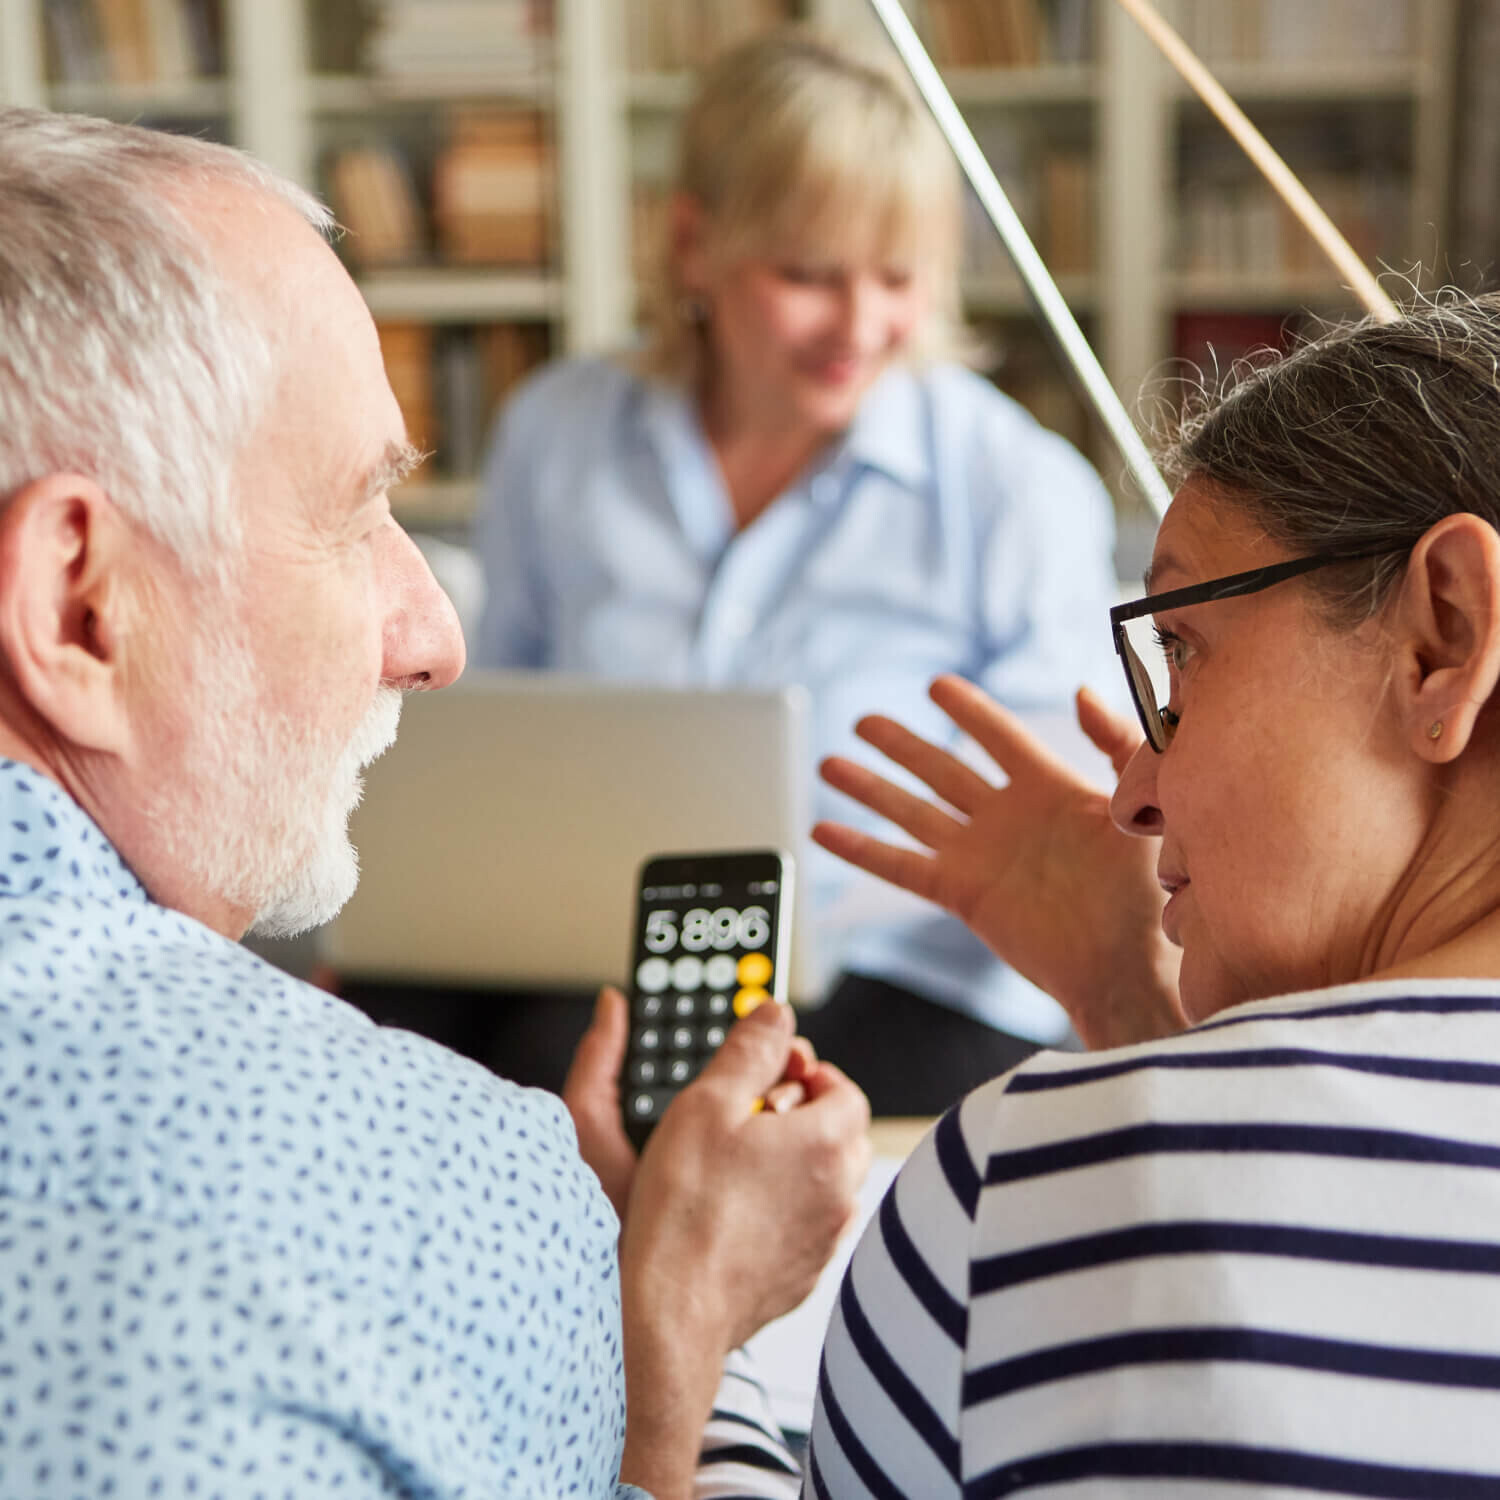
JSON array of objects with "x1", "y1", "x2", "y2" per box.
[{"x1": 699, "y1": 380, "x2": 831, "y2": 532}]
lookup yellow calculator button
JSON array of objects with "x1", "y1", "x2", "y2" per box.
[
  {"x1": 734, "y1": 986, "x2": 770, "y2": 1018},
  {"x1": 737, "y1": 952, "x2": 773, "y2": 987}
]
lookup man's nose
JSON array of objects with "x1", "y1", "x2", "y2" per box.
[{"x1": 380, "y1": 523, "x2": 466, "y2": 691}]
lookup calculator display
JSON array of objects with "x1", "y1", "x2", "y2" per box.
[{"x1": 621, "y1": 849, "x2": 790, "y2": 1146}]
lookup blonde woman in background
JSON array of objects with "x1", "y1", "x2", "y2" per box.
[{"x1": 470, "y1": 26, "x2": 1121, "y2": 1114}]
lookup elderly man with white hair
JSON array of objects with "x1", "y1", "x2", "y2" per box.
[{"x1": 0, "y1": 108, "x2": 869, "y2": 1500}]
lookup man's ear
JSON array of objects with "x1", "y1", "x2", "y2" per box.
[
  {"x1": 1391, "y1": 512, "x2": 1500, "y2": 764},
  {"x1": 0, "y1": 475, "x2": 139, "y2": 757}
]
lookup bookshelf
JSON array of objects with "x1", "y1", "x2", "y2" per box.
[{"x1": 0, "y1": 0, "x2": 1461, "y2": 538}]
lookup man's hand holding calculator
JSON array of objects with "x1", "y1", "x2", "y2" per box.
[{"x1": 563, "y1": 988, "x2": 870, "y2": 1500}]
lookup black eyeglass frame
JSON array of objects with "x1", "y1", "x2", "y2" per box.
[{"x1": 1110, "y1": 545, "x2": 1407, "y2": 753}]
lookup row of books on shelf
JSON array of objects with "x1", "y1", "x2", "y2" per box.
[
  {"x1": 380, "y1": 321, "x2": 550, "y2": 481},
  {"x1": 916, "y1": 0, "x2": 1093, "y2": 68},
  {"x1": 1174, "y1": 0, "x2": 1412, "y2": 62},
  {"x1": 1176, "y1": 169, "x2": 1407, "y2": 278},
  {"x1": 624, "y1": 0, "x2": 792, "y2": 73},
  {"x1": 43, "y1": 0, "x2": 223, "y2": 85},
  {"x1": 362, "y1": 0, "x2": 552, "y2": 91},
  {"x1": 328, "y1": 111, "x2": 553, "y2": 270},
  {"x1": 963, "y1": 146, "x2": 1094, "y2": 280}
]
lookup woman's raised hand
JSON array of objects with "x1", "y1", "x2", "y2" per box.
[{"x1": 814, "y1": 675, "x2": 1186, "y2": 1049}]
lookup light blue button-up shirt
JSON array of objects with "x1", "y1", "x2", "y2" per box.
[
  {"x1": 0, "y1": 760, "x2": 641, "y2": 1498},
  {"x1": 475, "y1": 358, "x2": 1120, "y2": 1038}
]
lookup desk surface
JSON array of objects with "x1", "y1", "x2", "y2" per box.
[{"x1": 869, "y1": 1117, "x2": 934, "y2": 1160}]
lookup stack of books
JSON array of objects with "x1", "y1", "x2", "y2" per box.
[
  {"x1": 1176, "y1": 125, "x2": 1407, "y2": 279},
  {"x1": 624, "y1": 0, "x2": 792, "y2": 72},
  {"x1": 378, "y1": 321, "x2": 551, "y2": 479},
  {"x1": 963, "y1": 123, "x2": 1095, "y2": 282},
  {"x1": 362, "y1": 0, "x2": 550, "y2": 92},
  {"x1": 42, "y1": 0, "x2": 224, "y2": 85},
  {"x1": 917, "y1": 0, "x2": 1093, "y2": 68},
  {"x1": 327, "y1": 109, "x2": 553, "y2": 271},
  {"x1": 432, "y1": 110, "x2": 553, "y2": 267},
  {"x1": 1175, "y1": 0, "x2": 1410, "y2": 62},
  {"x1": 328, "y1": 145, "x2": 427, "y2": 269}
]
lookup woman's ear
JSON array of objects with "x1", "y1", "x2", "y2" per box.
[
  {"x1": 1392, "y1": 512, "x2": 1500, "y2": 763},
  {"x1": 0, "y1": 475, "x2": 138, "y2": 757},
  {"x1": 668, "y1": 191, "x2": 710, "y2": 299}
]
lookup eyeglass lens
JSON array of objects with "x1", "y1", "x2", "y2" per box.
[{"x1": 1119, "y1": 613, "x2": 1174, "y2": 750}]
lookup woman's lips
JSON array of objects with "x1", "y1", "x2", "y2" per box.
[{"x1": 1159, "y1": 870, "x2": 1188, "y2": 945}]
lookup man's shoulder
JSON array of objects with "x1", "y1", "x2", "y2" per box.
[{"x1": 0, "y1": 927, "x2": 593, "y2": 1227}]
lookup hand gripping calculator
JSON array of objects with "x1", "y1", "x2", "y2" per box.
[{"x1": 620, "y1": 850, "x2": 793, "y2": 1148}]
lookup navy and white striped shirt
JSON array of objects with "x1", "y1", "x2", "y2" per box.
[{"x1": 806, "y1": 979, "x2": 1500, "y2": 1497}]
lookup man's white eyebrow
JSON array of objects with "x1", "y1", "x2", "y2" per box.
[{"x1": 358, "y1": 440, "x2": 425, "y2": 506}]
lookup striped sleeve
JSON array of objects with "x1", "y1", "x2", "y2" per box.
[
  {"x1": 695, "y1": 1347, "x2": 802, "y2": 1499},
  {"x1": 802, "y1": 1083, "x2": 1007, "y2": 1499}
]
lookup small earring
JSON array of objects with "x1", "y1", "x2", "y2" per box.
[
  {"x1": 1428, "y1": 720, "x2": 1444, "y2": 741},
  {"x1": 676, "y1": 293, "x2": 707, "y2": 324}
]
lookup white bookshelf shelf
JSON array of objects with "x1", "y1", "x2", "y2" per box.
[
  {"x1": 356, "y1": 269, "x2": 563, "y2": 323},
  {"x1": 48, "y1": 78, "x2": 229, "y2": 117},
  {"x1": 310, "y1": 72, "x2": 555, "y2": 114},
  {"x1": 1169, "y1": 271, "x2": 1376, "y2": 312},
  {"x1": 963, "y1": 273, "x2": 1098, "y2": 316},
  {"x1": 1169, "y1": 58, "x2": 1424, "y2": 103},
  {"x1": 945, "y1": 64, "x2": 1098, "y2": 106}
]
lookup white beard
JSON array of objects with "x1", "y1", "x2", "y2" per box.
[{"x1": 149, "y1": 619, "x2": 402, "y2": 939}]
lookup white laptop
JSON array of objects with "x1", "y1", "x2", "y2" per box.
[{"x1": 322, "y1": 670, "x2": 822, "y2": 1000}]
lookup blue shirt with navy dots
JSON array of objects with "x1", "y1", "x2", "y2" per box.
[{"x1": 0, "y1": 760, "x2": 647, "y2": 1499}]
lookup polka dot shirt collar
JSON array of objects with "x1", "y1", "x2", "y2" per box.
[{"x1": 0, "y1": 758, "x2": 149, "y2": 909}]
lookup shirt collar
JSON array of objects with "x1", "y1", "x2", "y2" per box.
[
  {"x1": 833, "y1": 364, "x2": 930, "y2": 494},
  {"x1": 0, "y1": 759, "x2": 151, "y2": 908},
  {"x1": 633, "y1": 362, "x2": 932, "y2": 521}
]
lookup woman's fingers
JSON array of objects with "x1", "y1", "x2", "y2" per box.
[
  {"x1": 928, "y1": 675, "x2": 1073, "y2": 786},
  {"x1": 1076, "y1": 685, "x2": 1143, "y2": 777},
  {"x1": 850, "y1": 713, "x2": 994, "y2": 815},
  {"x1": 819, "y1": 752, "x2": 967, "y2": 851},
  {"x1": 810, "y1": 820, "x2": 943, "y2": 905}
]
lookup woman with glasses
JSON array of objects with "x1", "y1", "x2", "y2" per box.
[{"x1": 801, "y1": 292, "x2": 1500, "y2": 1497}]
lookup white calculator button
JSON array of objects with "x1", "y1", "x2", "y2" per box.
[
  {"x1": 636, "y1": 957, "x2": 671, "y2": 993},
  {"x1": 671, "y1": 955, "x2": 704, "y2": 991},
  {"x1": 704, "y1": 955, "x2": 736, "y2": 990}
]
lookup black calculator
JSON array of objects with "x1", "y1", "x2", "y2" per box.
[{"x1": 620, "y1": 849, "x2": 792, "y2": 1148}]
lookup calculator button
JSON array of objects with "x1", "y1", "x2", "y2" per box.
[
  {"x1": 636, "y1": 1027, "x2": 661, "y2": 1052},
  {"x1": 671, "y1": 955, "x2": 704, "y2": 991},
  {"x1": 629, "y1": 1058, "x2": 660, "y2": 1085},
  {"x1": 734, "y1": 987, "x2": 769, "y2": 1018},
  {"x1": 704, "y1": 954, "x2": 736, "y2": 990},
  {"x1": 638, "y1": 994, "x2": 664, "y2": 1020},
  {"x1": 629, "y1": 1090, "x2": 657, "y2": 1119},
  {"x1": 737, "y1": 952, "x2": 773, "y2": 987},
  {"x1": 673, "y1": 993, "x2": 697, "y2": 1018},
  {"x1": 636, "y1": 957, "x2": 670, "y2": 993},
  {"x1": 670, "y1": 1025, "x2": 695, "y2": 1052},
  {"x1": 706, "y1": 992, "x2": 731, "y2": 1016},
  {"x1": 667, "y1": 1056, "x2": 693, "y2": 1084},
  {"x1": 704, "y1": 1025, "x2": 726, "y2": 1048}
]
